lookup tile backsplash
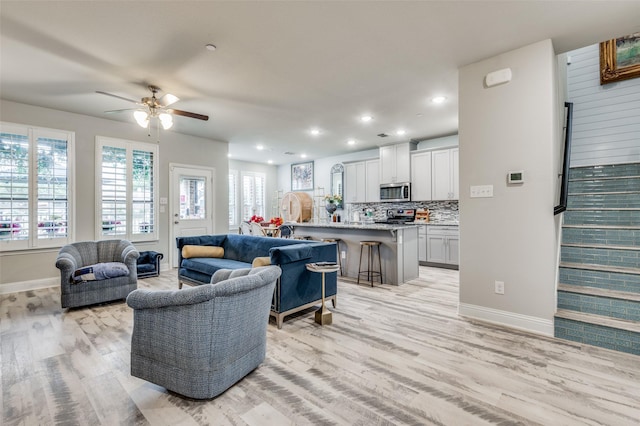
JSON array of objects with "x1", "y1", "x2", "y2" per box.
[{"x1": 346, "y1": 200, "x2": 459, "y2": 223}]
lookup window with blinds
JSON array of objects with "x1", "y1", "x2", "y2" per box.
[
  {"x1": 0, "y1": 122, "x2": 74, "y2": 251},
  {"x1": 228, "y1": 170, "x2": 238, "y2": 226},
  {"x1": 242, "y1": 172, "x2": 266, "y2": 221},
  {"x1": 96, "y1": 136, "x2": 157, "y2": 241}
]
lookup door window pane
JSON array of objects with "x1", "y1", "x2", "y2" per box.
[{"x1": 180, "y1": 176, "x2": 206, "y2": 220}]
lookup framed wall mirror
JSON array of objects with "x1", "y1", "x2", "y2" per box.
[{"x1": 330, "y1": 163, "x2": 344, "y2": 209}]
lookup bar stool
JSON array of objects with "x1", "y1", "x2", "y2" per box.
[
  {"x1": 322, "y1": 238, "x2": 343, "y2": 275},
  {"x1": 357, "y1": 241, "x2": 383, "y2": 287}
]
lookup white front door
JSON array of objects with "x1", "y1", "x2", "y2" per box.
[{"x1": 170, "y1": 164, "x2": 214, "y2": 267}]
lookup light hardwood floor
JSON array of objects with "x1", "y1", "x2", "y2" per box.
[{"x1": 2, "y1": 267, "x2": 639, "y2": 425}]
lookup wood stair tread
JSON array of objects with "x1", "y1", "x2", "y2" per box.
[
  {"x1": 558, "y1": 283, "x2": 640, "y2": 302},
  {"x1": 569, "y1": 190, "x2": 640, "y2": 195},
  {"x1": 555, "y1": 309, "x2": 640, "y2": 334},
  {"x1": 566, "y1": 207, "x2": 640, "y2": 211},
  {"x1": 562, "y1": 224, "x2": 640, "y2": 230},
  {"x1": 569, "y1": 175, "x2": 640, "y2": 182},
  {"x1": 561, "y1": 242, "x2": 640, "y2": 251},
  {"x1": 559, "y1": 262, "x2": 640, "y2": 275}
]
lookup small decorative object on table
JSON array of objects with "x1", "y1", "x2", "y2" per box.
[{"x1": 324, "y1": 194, "x2": 342, "y2": 219}]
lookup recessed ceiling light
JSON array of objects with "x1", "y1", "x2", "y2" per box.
[
  {"x1": 310, "y1": 128, "x2": 320, "y2": 136},
  {"x1": 347, "y1": 139, "x2": 356, "y2": 145},
  {"x1": 360, "y1": 115, "x2": 373, "y2": 122},
  {"x1": 227, "y1": 153, "x2": 231, "y2": 158},
  {"x1": 396, "y1": 129, "x2": 406, "y2": 136},
  {"x1": 431, "y1": 96, "x2": 446, "y2": 104},
  {"x1": 256, "y1": 144, "x2": 264, "y2": 150},
  {"x1": 300, "y1": 153, "x2": 307, "y2": 158},
  {"x1": 268, "y1": 160, "x2": 273, "y2": 164},
  {"x1": 205, "y1": 43, "x2": 217, "y2": 51}
]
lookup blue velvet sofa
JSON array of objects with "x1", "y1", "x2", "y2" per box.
[{"x1": 176, "y1": 234, "x2": 337, "y2": 328}]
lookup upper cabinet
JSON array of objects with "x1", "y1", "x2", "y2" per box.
[
  {"x1": 379, "y1": 142, "x2": 416, "y2": 184},
  {"x1": 345, "y1": 159, "x2": 379, "y2": 203},
  {"x1": 410, "y1": 151, "x2": 432, "y2": 201},
  {"x1": 432, "y1": 147, "x2": 459, "y2": 200}
]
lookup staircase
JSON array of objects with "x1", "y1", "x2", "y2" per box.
[{"x1": 555, "y1": 162, "x2": 640, "y2": 355}]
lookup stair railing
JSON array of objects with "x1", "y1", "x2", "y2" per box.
[{"x1": 554, "y1": 102, "x2": 573, "y2": 215}]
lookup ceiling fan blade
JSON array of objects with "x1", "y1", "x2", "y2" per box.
[
  {"x1": 96, "y1": 91, "x2": 142, "y2": 105},
  {"x1": 104, "y1": 108, "x2": 138, "y2": 114},
  {"x1": 167, "y1": 108, "x2": 209, "y2": 121},
  {"x1": 158, "y1": 93, "x2": 179, "y2": 107}
]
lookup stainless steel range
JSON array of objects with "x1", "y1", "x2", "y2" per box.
[{"x1": 376, "y1": 208, "x2": 416, "y2": 224}]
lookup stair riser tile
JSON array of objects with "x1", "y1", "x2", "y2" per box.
[
  {"x1": 559, "y1": 267, "x2": 640, "y2": 294},
  {"x1": 567, "y1": 193, "x2": 640, "y2": 209},
  {"x1": 558, "y1": 292, "x2": 640, "y2": 322},
  {"x1": 562, "y1": 228, "x2": 640, "y2": 247},
  {"x1": 561, "y1": 246, "x2": 640, "y2": 269},
  {"x1": 563, "y1": 210, "x2": 639, "y2": 226},
  {"x1": 568, "y1": 178, "x2": 640, "y2": 194},
  {"x1": 569, "y1": 163, "x2": 640, "y2": 180},
  {"x1": 555, "y1": 317, "x2": 640, "y2": 355}
]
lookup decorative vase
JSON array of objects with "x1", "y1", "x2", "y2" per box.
[{"x1": 325, "y1": 202, "x2": 337, "y2": 217}]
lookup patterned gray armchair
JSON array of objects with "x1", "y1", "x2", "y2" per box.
[
  {"x1": 55, "y1": 240, "x2": 139, "y2": 308},
  {"x1": 126, "y1": 265, "x2": 281, "y2": 399}
]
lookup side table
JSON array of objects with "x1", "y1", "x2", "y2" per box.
[{"x1": 306, "y1": 263, "x2": 340, "y2": 325}]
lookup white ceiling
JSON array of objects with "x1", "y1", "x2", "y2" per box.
[{"x1": 1, "y1": 1, "x2": 639, "y2": 164}]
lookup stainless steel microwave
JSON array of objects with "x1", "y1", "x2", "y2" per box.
[{"x1": 380, "y1": 182, "x2": 411, "y2": 202}]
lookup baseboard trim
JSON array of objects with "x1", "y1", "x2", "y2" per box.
[
  {"x1": 458, "y1": 303, "x2": 554, "y2": 337},
  {"x1": 1, "y1": 277, "x2": 58, "y2": 295}
]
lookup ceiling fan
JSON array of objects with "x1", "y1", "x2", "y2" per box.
[{"x1": 96, "y1": 85, "x2": 209, "y2": 130}]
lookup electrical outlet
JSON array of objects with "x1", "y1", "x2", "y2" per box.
[
  {"x1": 495, "y1": 280, "x2": 505, "y2": 295},
  {"x1": 341, "y1": 251, "x2": 346, "y2": 259}
]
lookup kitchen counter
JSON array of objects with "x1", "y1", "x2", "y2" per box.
[
  {"x1": 290, "y1": 222, "x2": 419, "y2": 285},
  {"x1": 411, "y1": 221, "x2": 459, "y2": 226},
  {"x1": 293, "y1": 221, "x2": 417, "y2": 231}
]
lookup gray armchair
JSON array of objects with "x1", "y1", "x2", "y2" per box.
[
  {"x1": 55, "y1": 240, "x2": 139, "y2": 308},
  {"x1": 126, "y1": 265, "x2": 281, "y2": 399}
]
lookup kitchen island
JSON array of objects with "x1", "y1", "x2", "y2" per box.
[{"x1": 291, "y1": 222, "x2": 419, "y2": 285}]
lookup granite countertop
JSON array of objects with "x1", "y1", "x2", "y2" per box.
[
  {"x1": 411, "y1": 221, "x2": 459, "y2": 226},
  {"x1": 291, "y1": 222, "x2": 418, "y2": 231}
]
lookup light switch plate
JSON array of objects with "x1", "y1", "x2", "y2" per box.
[{"x1": 470, "y1": 185, "x2": 494, "y2": 198}]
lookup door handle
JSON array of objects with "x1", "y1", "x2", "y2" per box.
[{"x1": 174, "y1": 221, "x2": 179, "y2": 224}]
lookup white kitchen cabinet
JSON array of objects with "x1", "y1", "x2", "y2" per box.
[
  {"x1": 345, "y1": 159, "x2": 379, "y2": 203},
  {"x1": 431, "y1": 147, "x2": 459, "y2": 200},
  {"x1": 365, "y1": 159, "x2": 380, "y2": 202},
  {"x1": 410, "y1": 150, "x2": 432, "y2": 201},
  {"x1": 345, "y1": 161, "x2": 366, "y2": 203},
  {"x1": 426, "y1": 225, "x2": 459, "y2": 266},
  {"x1": 418, "y1": 225, "x2": 427, "y2": 262},
  {"x1": 379, "y1": 142, "x2": 416, "y2": 184}
]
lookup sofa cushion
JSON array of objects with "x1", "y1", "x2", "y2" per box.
[
  {"x1": 182, "y1": 257, "x2": 251, "y2": 277},
  {"x1": 270, "y1": 244, "x2": 313, "y2": 265},
  {"x1": 252, "y1": 256, "x2": 272, "y2": 267},
  {"x1": 182, "y1": 245, "x2": 224, "y2": 259},
  {"x1": 73, "y1": 262, "x2": 129, "y2": 283}
]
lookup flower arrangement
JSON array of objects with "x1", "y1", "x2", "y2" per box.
[
  {"x1": 324, "y1": 194, "x2": 342, "y2": 204},
  {"x1": 249, "y1": 215, "x2": 264, "y2": 223},
  {"x1": 269, "y1": 217, "x2": 284, "y2": 227}
]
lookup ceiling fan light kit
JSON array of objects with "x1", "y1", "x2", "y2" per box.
[{"x1": 97, "y1": 84, "x2": 208, "y2": 137}]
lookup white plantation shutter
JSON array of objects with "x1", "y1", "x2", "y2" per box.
[
  {"x1": 241, "y1": 172, "x2": 266, "y2": 221},
  {"x1": 0, "y1": 122, "x2": 74, "y2": 251},
  {"x1": 228, "y1": 170, "x2": 238, "y2": 226},
  {"x1": 96, "y1": 136, "x2": 157, "y2": 241}
]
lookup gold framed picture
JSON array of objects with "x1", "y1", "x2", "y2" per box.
[{"x1": 600, "y1": 33, "x2": 640, "y2": 85}]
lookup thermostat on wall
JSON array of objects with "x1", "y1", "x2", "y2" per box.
[{"x1": 507, "y1": 170, "x2": 525, "y2": 184}]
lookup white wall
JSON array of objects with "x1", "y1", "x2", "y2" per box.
[
  {"x1": 0, "y1": 100, "x2": 229, "y2": 289},
  {"x1": 567, "y1": 44, "x2": 640, "y2": 166},
  {"x1": 458, "y1": 40, "x2": 560, "y2": 335}
]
